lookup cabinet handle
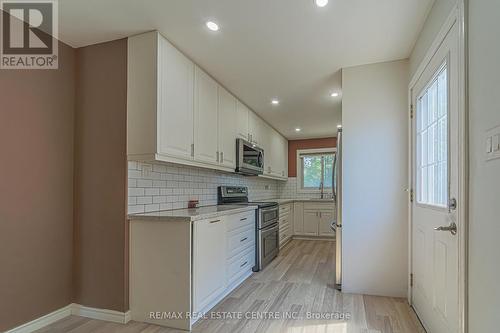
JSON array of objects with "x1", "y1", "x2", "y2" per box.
[
  {"x1": 216, "y1": 151, "x2": 219, "y2": 163},
  {"x1": 191, "y1": 143, "x2": 195, "y2": 157},
  {"x1": 209, "y1": 219, "x2": 221, "y2": 224},
  {"x1": 240, "y1": 261, "x2": 248, "y2": 268},
  {"x1": 240, "y1": 217, "x2": 247, "y2": 221},
  {"x1": 240, "y1": 237, "x2": 248, "y2": 242},
  {"x1": 220, "y1": 151, "x2": 224, "y2": 163}
]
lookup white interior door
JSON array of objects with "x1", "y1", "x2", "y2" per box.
[{"x1": 411, "y1": 21, "x2": 459, "y2": 333}]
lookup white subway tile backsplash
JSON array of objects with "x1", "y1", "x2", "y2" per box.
[
  {"x1": 128, "y1": 161, "x2": 281, "y2": 213},
  {"x1": 137, "y1": 196, "x2": 153, "y2": 205},
  {"x1": 128, "y1": 187, "x2": 144, "y2": 197},
  {"x1": 127, "y1": 162, "x2": 329, "y2": 214},
  {"x1": 144, "y1": 188, "x2": 160, "y2": 196}
]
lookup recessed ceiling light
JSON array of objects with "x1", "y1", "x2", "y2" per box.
[
  {"x1": 314, "y1": 0, "x2": 328, "y2": 8},
  {"x1": 331, "y1": 92, "x2": 339, "y2": 97},
  {"x1": 206, "y1": 21, "x2": 219, "y2": 31},
  {"x1": 295, "y1": 128, "x2": 301, "y2": 132},
  {"x1": 271, "y1": 99, "x2": 280, "y2": 105}
]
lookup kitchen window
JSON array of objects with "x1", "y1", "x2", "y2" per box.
[{"x1": 297, "y1": 149, "x2": 336, "y2": 192}]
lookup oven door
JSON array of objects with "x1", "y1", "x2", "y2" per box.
[
  {"x1": 260, "y1": 223, "x2": 279, "y2": 269},
  {"x1": 236, "y1": 139, "x2": 264, "y2": 175},
  {"x1": 259, "y1": 205, "x2": 279, "y2": 229}
]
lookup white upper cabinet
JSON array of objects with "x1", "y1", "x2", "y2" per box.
[
  {"x1": 236, "y1": 101, "x2": 249, "y2": 140},
  {"x1": 218, "y1": 87, "x2": 237, "y2": 169},
  {"x1": 248, "y1": 111, "x2": 265, "y2": 146},
  {"x1": 158, "y1": 36, "x2": 195, "y2": 160},
  {"x1": 128, "y1": 31, "x2": 195, "y2": 161},
  {"x1": 260, "y1": 125, "x2": 288, "y2": 180},
  {"x1": 127, "y1": 31, "x2": 288, "y2": 179},
  {"x1": 194, "y1": 67, "x2": 219, "y2": 165}
]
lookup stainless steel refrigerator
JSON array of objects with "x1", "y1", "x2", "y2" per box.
[{"x1": 332, "y1": 127, "x2": 343, "y2": 289}]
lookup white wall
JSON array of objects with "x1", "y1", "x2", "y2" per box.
[
  {"x1": 410, "y1": 0, "x2": 457, "y2": 77},
  {"x1": 468, "y1": 1, "x2": 500, "y2": 331},
  {"x1": 341, "y1": 60, "x2": 409, "y2": 297}
]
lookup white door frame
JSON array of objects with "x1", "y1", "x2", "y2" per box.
[{"x1": 407, "y1": 1, "x2": 468, "y2": 332}]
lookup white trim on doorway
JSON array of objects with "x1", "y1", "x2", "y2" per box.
[{"x1": 407, "y1": 1, "x2": 468, "y2": 333}]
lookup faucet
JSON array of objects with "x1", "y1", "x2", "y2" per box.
[{"x1": 319, "y1": 182, "x2": 324, "y2": 199}]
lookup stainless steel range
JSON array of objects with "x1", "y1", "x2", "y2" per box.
[{"x1": 217, "y1": 186, "x2": 279, "y2": 271}]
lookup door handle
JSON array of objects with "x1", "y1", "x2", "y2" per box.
[{"x1": 434, "y1": 222, "x2": 457, "y2": 235}]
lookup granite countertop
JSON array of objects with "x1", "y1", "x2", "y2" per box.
[{"x1": 128, "y1": 204, "x2": 257, "y2": 222}]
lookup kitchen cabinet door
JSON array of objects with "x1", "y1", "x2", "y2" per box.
[
  {"x1": 280, "y1": 134, "x2": 289, "y2": 178},
  {"x1": 236, "y1": 101, "x2": 249, "y2": 140},
  {"x1": 157, "y1": 35, "x2": 195, "y2": 160},
  {"x1": 194, "y1": 67, "x2": 219, "y2": 165},
  {"x1": 293, "y1": 202, "x2": 304, "y2": 234},
  {"x1": 193, "y1": 217, "x2": 227, "y2": 313},
  {"x1": 248, "y1": 111, "x2": 265, "y2": 146},
  {"x1": 303, "y1": 210, "x2": 319, "y2": 236},
  {"x1": 318, "y1": 210, "x2": 336, "y2": 237},
  {"x1": 218, "y1": 87, "x2": 237, "y2": 169}
]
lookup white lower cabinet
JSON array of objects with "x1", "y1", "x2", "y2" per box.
[
  {"x1": 318, "y1": 210, "x2": 335, "y2": 237},
  {"x1": 193, "y1": 210, "x2": 255, "y2": 314},
  {"x1": 294, "y1": 202, "x2": 335, "y2": 237},
  {"x1": 226, "y1": 211, "x2": 256, "y2": 288},
  {"x1": 279, "y1": 203, "x2": 293, "y2": 248},
  {"x1": 129, "y1": 209, "x2": 256, "y2": 331},
  {"x1": 193, "y1": 216, "x2": 227, "y2": 313}
]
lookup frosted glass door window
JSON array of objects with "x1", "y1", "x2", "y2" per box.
[{"x1": 416, "y1": 65, "x2": 448, "y2": 207}]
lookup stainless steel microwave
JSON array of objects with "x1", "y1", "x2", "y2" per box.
[{"x1": 236, "y1": 138, "x2": 264, "y2": 175}]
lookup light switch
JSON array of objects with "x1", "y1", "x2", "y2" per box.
[
  {"x1": 485, "y1": 125, "x2": 500, "y2": 161},
  {"x1": 486, "y1": 136, "x2": 493, "y2": 154},
  {"x1": 493, "y1": 135, "x2": 500, "y2": 152}
]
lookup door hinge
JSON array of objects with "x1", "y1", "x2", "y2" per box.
[
  {"x1": 410, "y1": 189, "x2": 414, "y2": 203},
  {"x1": 410, "y1": 273, "x2": 414, "y2": 287},
  {"x1": 410, "y1": 104, "x2": 414, "y2": 119}
]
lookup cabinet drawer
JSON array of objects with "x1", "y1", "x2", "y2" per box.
[
  {"x1": 279, "y1": 217, "x2": 290, "y2": 230},
  {"x1": 303, "y1": 202, "x2": 334, "y2": 211},
  {"x1": 227, "y1": 225, "x2": 255, "y2": 259},
  {"x1": 279, "y1": 225, "x2": 291, "y2": 243},
  {"x1": 279, "y1": 204, "x2": 291, "y2": 215},
  {"x1": 226, "y1": 210, "x2": 255, "y2": 232},
  {"x1": 227, "y1": 246, "x2": 254, "y2": 285}
]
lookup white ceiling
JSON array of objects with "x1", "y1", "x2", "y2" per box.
[{"x1": 58, "y1": 0, "x2": 433, "y2": 139}]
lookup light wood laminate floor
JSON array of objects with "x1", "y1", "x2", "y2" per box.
[{"x1": 34, "y1": 240, "x2": 425, "y2": 333}]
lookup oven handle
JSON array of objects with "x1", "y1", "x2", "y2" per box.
[{"x1": 261, "y1": 222, "x2": 279, "y2": 234}]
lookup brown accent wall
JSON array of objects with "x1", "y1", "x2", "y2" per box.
[
  {"x1": 0, "y1": 42, "x2": 75, "y2": 331},
  {"x1": 73, "y1": 39, "x2": 128, "y2": 311},
  {"x1": 288, "y1": 137, "x2": 337, "y2": 177}
]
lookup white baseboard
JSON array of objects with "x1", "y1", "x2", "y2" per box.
[
  {"x1": 71, "y1": 304, "x2": 131, "y2": 324},
  {"x1": 4, "y1": 304, "x2": 73, "y2": 333},
  {"x1": 4, "y1": 304, "x2": 131, "y2": 333}
]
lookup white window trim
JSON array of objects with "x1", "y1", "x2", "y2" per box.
[{"x1": 296, "y1": 148, "x2": 336, "y2": 194}]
